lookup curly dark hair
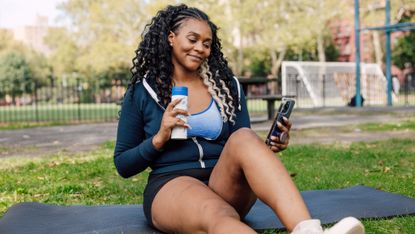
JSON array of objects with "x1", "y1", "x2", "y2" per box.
[{"x1": 129, "y1": 4, "x2": 239, "y2": 113}]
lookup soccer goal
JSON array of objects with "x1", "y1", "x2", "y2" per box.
[{"x1": 281, "y1": 61, "x2": 394, "y2": 107}]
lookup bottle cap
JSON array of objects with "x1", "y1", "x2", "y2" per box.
[{"x1": 172, "y1": 86, "x2": 188, "y2": 96}]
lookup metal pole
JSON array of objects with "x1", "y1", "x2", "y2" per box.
[
  {"x1": 76, "y1": 78, "x2": 81, "y2": 121},
  {"x1": 295, "y1": 75, "x2": 300, "y2": 108},
  {"x1": 322, "y1": 74, "x2": 326, "y2": 107},
  {"x1": 354, "y1": 0, "x2": 362, "y2": 107},
  {"x1": 34, "y1": 81, "x2": 39, "y2": 122},
  {"x1": 385, "y1": 0, "x2": 392, "y2": 106}
]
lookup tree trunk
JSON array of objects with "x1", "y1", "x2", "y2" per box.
[
  {"x1": 237, "y1": 29, "x2": 244, "y2": 76},
  {"x1": 317, "y1": 33, "x2": 326, "y2": 62},
  {"x1": 317, "y1": 32, "x2": 327, "y2": 106},
  {"x1": 372, "y1": 31, "x2": 383, "y2": 66},
  {"x1": 269, "y1": 48, "x2": 286, "y2": 95},
  {"x1": 270, "y1": 48, "x2": 286, "y2": 76}
]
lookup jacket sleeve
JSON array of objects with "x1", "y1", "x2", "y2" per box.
[
  {"x1": 113, "y1": 87, "x2": 161, "y2": 178},
  {"x1": 230, "y1": 79, "x2": 251, "y2": 133}
]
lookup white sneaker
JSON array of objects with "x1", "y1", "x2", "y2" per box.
[
  {"x1": 291, "y1": 219, "x2": 324, "y2": 234},
  {"x1": 291, "y1": 217, "x2": 364, "y2": 234},
  {"x1": 324, "y1": 217, "x2": 365, "y2": 234}
]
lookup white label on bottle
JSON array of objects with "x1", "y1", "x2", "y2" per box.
[{"x1": 171, "y1": 95, "x2": 188, "y2": 139}]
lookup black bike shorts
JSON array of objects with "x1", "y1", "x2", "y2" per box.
[{"x1": 143, "y1": 168, "x2": 213, "y2": 227}]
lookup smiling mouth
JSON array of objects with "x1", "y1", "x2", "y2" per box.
[{"x1": 188, "y1": 54, "x2": 203, "y2": 61}]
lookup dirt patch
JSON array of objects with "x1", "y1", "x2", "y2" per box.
[
  {"x1": 0, "y1": 107, "x2": 414, "y2": 158},
  {"x1": 0, "y1": 123, "x2": 117, "y2": 158}
]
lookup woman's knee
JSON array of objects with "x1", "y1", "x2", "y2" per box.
[{"x1": 228, "y1": 128, "x2": 260, "y2": 146}]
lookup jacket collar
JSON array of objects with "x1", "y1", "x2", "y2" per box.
[{"x1": 142, "y1": 76, "x2": 242, "y2": 111}]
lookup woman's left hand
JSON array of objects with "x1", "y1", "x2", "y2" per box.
[{"x1": 269, "y1": 117, "x2": 292, "y2": 153}]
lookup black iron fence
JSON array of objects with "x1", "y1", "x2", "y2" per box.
[
  {"x1": 1, "y1": 75, "x2": 414, "y2": 125},
  {"x1": 0, "y1": 78, "x2": 125, "y2": 124}
]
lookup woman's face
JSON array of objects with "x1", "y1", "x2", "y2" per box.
[{"x1": 169, "y1": 18, "x2": 212, "y2": 73}]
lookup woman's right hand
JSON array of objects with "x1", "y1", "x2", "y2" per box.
[{"x1": 152, "y1": 98, "x2": 189, "y2": 150}]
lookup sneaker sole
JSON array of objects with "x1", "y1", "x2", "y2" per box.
[{"x1": 325, "y1": 217, "x2": 365, "y2": 234}]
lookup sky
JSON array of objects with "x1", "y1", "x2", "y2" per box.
[{"x1": 0, "y1": 0, "x2": 67, "y2": 28}]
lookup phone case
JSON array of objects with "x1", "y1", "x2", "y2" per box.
[{"x1": 265, "y1": 98, "x2": 295, "y2": 145}]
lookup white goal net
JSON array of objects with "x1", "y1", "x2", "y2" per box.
[{"x1": 281, "y1": 61, "x2": 393, "y2": 107}]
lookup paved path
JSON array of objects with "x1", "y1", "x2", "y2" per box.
[{"x1": 1, "y1": 107, "x2": 414, "y2": 158}]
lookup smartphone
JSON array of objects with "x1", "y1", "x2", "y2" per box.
[{"x1": 265, "y1": 98, "x2": 295, "y2": 145}]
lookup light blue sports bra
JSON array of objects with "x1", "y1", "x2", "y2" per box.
[{"x1": 187, "y1": 98, "x2": 223, "y2": 140}]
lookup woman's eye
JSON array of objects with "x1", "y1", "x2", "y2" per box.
[
  {"x1": 203, "y1": 43, "x2": 211, "y2": 49},
  {"x1": 188, "y1": 38, "x2": 197, "y2": 43}
]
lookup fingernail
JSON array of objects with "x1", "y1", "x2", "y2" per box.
[{"x1": 185, "y1": 124, "x2": 192, "y2": 129}]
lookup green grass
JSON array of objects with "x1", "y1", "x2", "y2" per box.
[
  {"x1": 281, "y1": 117, "x2": 415, "y2": 138},
  {"x1": 0, "y1": 141, "x2": 149, "y2": 215},
  {"x1": 0, "y1": 103, "x2": 120, "y2": 123},
  {"x1": 277, "y1": 139, "x2": 415, "y2": 233},
  {"x1": 359, "y1": 117, "x2": 415, "y2": 132},
  {"x1": 0, "y1": 139, "x2": 414, "y2": 233}
]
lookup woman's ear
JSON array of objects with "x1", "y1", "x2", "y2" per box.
[{"x1": 168, "y1": 31, "x2": 175, "y2": 46}]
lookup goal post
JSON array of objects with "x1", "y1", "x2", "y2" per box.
[{"x1": 281, "y1": 61, "x2": 394, "y2": 107}]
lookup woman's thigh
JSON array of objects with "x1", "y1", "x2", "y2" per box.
[
  {"x1": 208, "y1": 128, "x2": 261, "y2": 218},
  {"x1": 151, "y1": 176, "x2": 240, "y2": 234}
]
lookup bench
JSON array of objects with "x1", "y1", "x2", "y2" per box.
[{"x1": 247, "y1": 95, "x2": 295, "y2": 120}]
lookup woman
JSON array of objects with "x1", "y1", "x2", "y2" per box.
[{"x1": 114, "y1": 4, "x2": 364, "y2": 234}]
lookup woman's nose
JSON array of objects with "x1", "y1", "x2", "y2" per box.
[{"x1": 194, "y1": 42, "x2": 204, "y2": 53}]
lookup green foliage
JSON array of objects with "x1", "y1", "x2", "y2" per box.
[
  {"x1": 0, "y1": 51, "x2": 33, "y2": 99},
  {"x1": 43, "y1": 28, "x2": 79, "y2": 79},
  {"x1": 283, "y1": 38, "x2": 339, "y2": 62},
  {"x1": 392, "y1": 31, "x2": 415, "y2": 69},
  {"x1": 96, "y1": 65, "x2": 131, "y2": 89},
  {"x1": 0, "y1": 29, "x2": 19, "y2": 51},
  {"x1": 54, "y1": 0, "x2": 147, "y2": 77},
  {"x1": 324, "y1": 42, "x2": 339, "y2": 62},
  {"x1": 284, "y1": 48, "x2": 317, "y2": 62},
  {"x1": 0, "y1": 29, "x2": 51, "y2": 94},
  {"x1": 243, "y1": 48, "x2": 272, "y2": 76}
]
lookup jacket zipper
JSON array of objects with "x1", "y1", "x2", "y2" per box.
[
  {"x1": 144, "y1": 78, "x2": 206, "y2": 168},
  {"x1": 192, "y1": 137, "x2": 205, "y2": 168}
]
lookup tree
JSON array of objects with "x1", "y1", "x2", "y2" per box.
[
  {"x1": 0, "y1": 51, "x2": 33, "y2": 103},
  {"x1": 44, "y1": 28, "x2": 79, "y2": 81},
  {"x1": 1, "y1": 29, "x2": 51, "y2": 88},
  {"x1": 359, "y1": 0, "x2": 415, "y2": 66},
  {"x1": 392, "y1": 31, "x2": 415, "y2": 69},
  {"x1": 55, "y1": 0, "x2": 149, "y2": 79},
  {"x1": 0, "y1": 29, "x2": 16, "y2": 51}
]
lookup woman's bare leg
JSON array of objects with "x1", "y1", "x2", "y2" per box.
[
  {"x1": 209, "y1": 128, "x2": 311, "y2": 231},
  {"x1": 151, "y1": 176, "x2": 257, "y2": 234}
]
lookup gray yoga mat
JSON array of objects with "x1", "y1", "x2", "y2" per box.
[{"x1": 1, "y1": 185, "x2": 415, "y2": 234}]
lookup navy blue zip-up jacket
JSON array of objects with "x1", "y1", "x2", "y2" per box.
[{"x1": 114, "y1": 77, "x2": 250, "y2": 178}]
